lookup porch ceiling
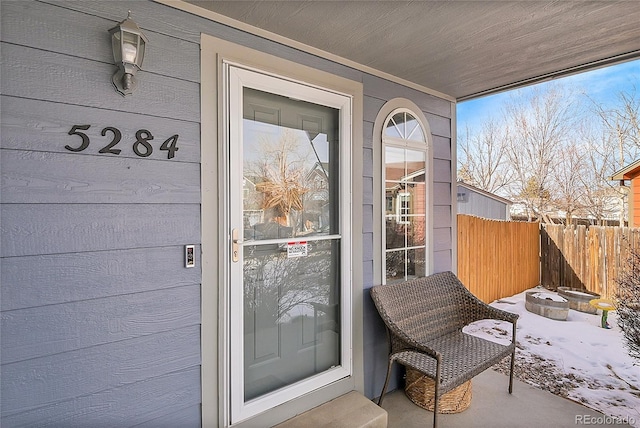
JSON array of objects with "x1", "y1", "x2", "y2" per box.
[{"x1": 183, "y1": 0, "x2": 640, "y2": 101}]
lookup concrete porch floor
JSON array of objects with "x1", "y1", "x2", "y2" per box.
[{"x1": 381, "y1": 369, "x2": 633, "y2": 428}]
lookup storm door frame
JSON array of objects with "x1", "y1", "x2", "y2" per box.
[{"x1": 200, "y1": 34, "x2": 364, "y2": 428}]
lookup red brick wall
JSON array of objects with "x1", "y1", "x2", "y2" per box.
[{"x1": 632, "y1": 176, "x2": 640, "y2": 227}]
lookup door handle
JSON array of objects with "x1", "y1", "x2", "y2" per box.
[{"x1": 232, "y1": 228, "x2": 243, "y2": 263}]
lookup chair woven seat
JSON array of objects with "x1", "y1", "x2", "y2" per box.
[
  {"x1": 394, "y1": 331, "x2": 513, "y2": 393},
  {"x1": 370, "y1": 271, "x2": 518, "y2": 428}
]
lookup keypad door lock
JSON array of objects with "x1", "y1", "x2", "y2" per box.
[{"x1": 185, "y1": 245, "x2": 195, "y2": 268}]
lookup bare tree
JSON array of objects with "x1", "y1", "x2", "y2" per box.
[
  {"x1": 503, "y1": 85, "x2": 580, "y2": 221},
  {"x1": 577, "y1": 123, "x2": 623, "y2": 224},
  {"x1": 458, "y1": 81, "x2": 638, "y2": 224},
  {"x1": 587, "y1": 86, "x2": 640, "y2": 225},
  {"x1": 550, "y1": 144, "x2": 586, "y2": 225},
  {"x1": 588, "y1": 86, "x2": 640, "y2": 170},
  {"x1": 458, "y1": 119, "x2": 513, "y2": 193}
]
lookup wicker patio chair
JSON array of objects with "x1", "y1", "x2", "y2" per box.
[{"x1": 370, "y1": 271, "x2": 518, "y2": 428}]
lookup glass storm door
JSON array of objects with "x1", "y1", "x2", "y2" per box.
[{"x1": 227, "y1": 65, "x2": 352, "y2": 423}]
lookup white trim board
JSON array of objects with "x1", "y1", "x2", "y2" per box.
[{"x1": 200, "y1": 34, "x2": 364, "y2": 428}]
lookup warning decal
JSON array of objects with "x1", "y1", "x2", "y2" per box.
[{"x1": 287, "y1": 241, "x2": 308, "y2": 258}]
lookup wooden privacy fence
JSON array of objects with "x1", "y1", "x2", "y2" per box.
[
  {"x1": 541, "y1": 224, "x2": 640, "y2": 299},
  {"x1": 457, "y1": 214, "x2": 540, "y2": 303}
]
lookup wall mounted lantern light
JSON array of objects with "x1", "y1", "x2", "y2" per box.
[{"x1": 109, "y1": 11, "x2": 147, "y2": 96}]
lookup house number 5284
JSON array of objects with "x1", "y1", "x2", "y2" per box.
[{"x1": 65, "y1": 125, "x2": 179, "y2": 159}]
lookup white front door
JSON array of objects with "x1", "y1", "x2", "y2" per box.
[{"x1": 226, "y1": 64, "x2": 353, "y2": 423}]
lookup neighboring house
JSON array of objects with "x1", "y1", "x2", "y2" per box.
[
  {"x1": 611, "y1": 159, "x2": 640, "y2": 227},
  {"x1": 457, "y1": 181, "x2": 512, "y2": 220},
  {"x1": 1, "y1": 2, "x2": 638, "y2": 427},
  {"x1": 303, "y1": 162, "x2": 331, "y2": 232}
]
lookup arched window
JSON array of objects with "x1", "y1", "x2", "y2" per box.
[{"x1": 382, "y1": 108, "x2": 429, "y2": 283}]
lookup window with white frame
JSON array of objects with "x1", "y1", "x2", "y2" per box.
[{"x1": 383, "y1": 109, "x2": 428, "y2": 283}]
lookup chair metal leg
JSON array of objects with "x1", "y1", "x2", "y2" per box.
[
  {"x1": 510, "y1": 323, "x2": 517, "y2": 394},
  {"x1": 377, "y1": 358, "x2": 394, "y2": 406},
  {"x1": 433, "y1": 357, "x2": 441, "y2": 428},
  {"x1": 509, "y1": 349, "x2": 515, "y2": 394},
  {"x1": 433, "y1": 387, "x2": 439, "y2": 428}
]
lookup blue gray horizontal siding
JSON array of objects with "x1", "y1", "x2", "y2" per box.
[
  {"x1": 1, "y1": 0, "x2": 454, "y2": 425},
  {"x1": 1, "y1": 1, "x2": 202, "y2": 426},
  {"x1": 457, "y1": 185, "x2": 510, "y2": 220},
  {"x1": 361, "y1": 77, "x2": 453, "y2": 398}
]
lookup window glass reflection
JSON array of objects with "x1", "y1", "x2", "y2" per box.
[
  {"x1": 385, "y1": 115, "x2": 402, "y2": 138},
  {"x1": 385, "y1": 146, "x2": 405, "y2": 181},
  {"x1": 383, "y1": 109, "x2": 428, "y2": 284},
  {"x1": 406, "y1": 149, "x2": 425, "y2": 176},
  {"x1": 242, "y1": 89, "x2": 339, "y2": 241},
  {"x1": 385, "y1": 112, "x2": 426, "y2": 142}
]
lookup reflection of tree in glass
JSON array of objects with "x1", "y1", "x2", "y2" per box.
[
  {"x1": 249, "y1": 130, "x2": 311, "y2": 229},
  {"x1": 244, "y1": 243, "x2": 333, "y2": 323},
  {"x1": 386, "y1": 250, "x2": 405, "y2": 280}
]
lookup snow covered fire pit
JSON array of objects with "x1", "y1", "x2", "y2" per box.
[
  {"x1": 525, "y1": 291, "x2": 569, "y2": 321},
  {"x1": 557, "y1": 287, "x2": 601, "y2": 314}
]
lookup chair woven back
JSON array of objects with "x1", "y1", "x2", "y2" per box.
[{"x1": 371, "y1": 271, "x2": 479, "y2": 344}]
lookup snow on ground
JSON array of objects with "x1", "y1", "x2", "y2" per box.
[{"x1": 463, "y1": 288, "x2": 640, "y2": 427}]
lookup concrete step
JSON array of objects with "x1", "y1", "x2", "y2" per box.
[{"x1": 275, "y1": 391, "x2": 387, "y2": 428}]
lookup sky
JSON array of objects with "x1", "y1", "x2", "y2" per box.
[
  {"x1": 457, "y1": 59, "x2": 640, "y2": 132},
  {"x1": 464, "y1": 289, "x2": 640, "y2": 427}
]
